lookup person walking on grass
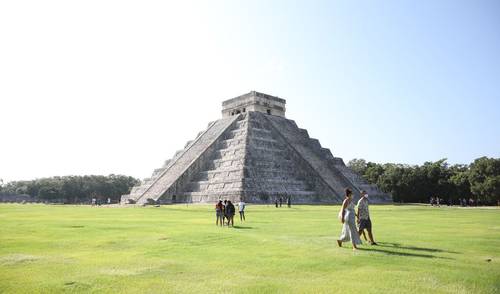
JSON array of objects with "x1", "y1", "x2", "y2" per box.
[
  {"x1": 357, "y1": 190, "x2": 377, "y2": 245},
  {"x1": 215, "y1": 200, "x2": 224, "y2": 226},
  {"x1": 238, "y1": 199, "x2": 246, "y2": 221},
  {"x1": 337, "y1": 188, "x2": 362, "y2": 250},
  {"x1": 225, "y1": 200, "x2": 235, "y2": 227}
]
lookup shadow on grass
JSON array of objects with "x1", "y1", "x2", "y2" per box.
[
  {"x1": 232, "y1": 226, "x2": 253, "y2": 229},
  {"x1": 377, "y1": 242, "x2": 459, "y2": 254},
  {"x1": 357, "y1": 247, "x2": 453, "y2": 259}
]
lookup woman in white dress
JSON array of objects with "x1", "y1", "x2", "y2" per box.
[{"x1": 337, "y1": 188, "x2": 362, "y2": 250}]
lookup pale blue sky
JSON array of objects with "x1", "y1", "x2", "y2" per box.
[
  {"x1": 212, "y1": 0, "x2": 500, "y2": 164},
  {"x1": 0, "y1": 1, "x2": 499, "y2": 182}
]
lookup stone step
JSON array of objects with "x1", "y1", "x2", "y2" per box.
[
  {"x1": 185, "y1": 180, "x2": 243, "y2": 192},
  {"x1": 226, "y1": 129, "x2": 247, "y2": 138},
  {"x1": 205, "y1": 158, "x2": 245, "y2": 170},
  {"x1": 218, "y1": 137, "x2": 246, "y2": 149},
  {"x1": 179, "y1": 191, "x2": 244, "y2": 203},
  {"x1": 244, "y1": 178, "x2": 308, "y2": 185},
  {"x1": 209, "y1": 157, "x2": 245, "y2": 165},
  {"x1": 199, "y1": 170, "x2": 244, "y2": 182},
  {"x1": 244, "y1": 169, "x2": 302, "y2": 179},
  {"x1": 216, "y1": 145, "x2": 246, "y2": 153},
  {"x1": 213, "y1": 146, "x2": 247, "y2": 159},
  {"x1": 248, "y1": 127, "x2": 272, "y2": 134},
  {"x1": 246, "y1": 139, "x2": 284, "y2": 149},
  {"x1": 248, "y1": 135, "x2": 278, "y2": 143},
  {"x1": 200, "y1": 166, "x2": 245, "y2": 175},
  {"x1": 246, "y1": 146, "x2": 285, "y2": 154},
  {"x1": 246, "y1": 119, "x2": 271, "y2": 130},
  {"x1": 244, "y1": 160, "x2": 293, "y2": 169},
  {"x1": 235, "y1": 120, "x2": 248, "y2": 128},
  {"x1": 244, "y1": 190, "x2": 316, "y2": 196},
  {"x1": 221, "y1": 134, "x2": 246, "y2": 142}
]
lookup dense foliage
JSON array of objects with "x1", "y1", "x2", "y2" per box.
[
  {"x1": 0, "y1": 175, "x2": 139, "y2": 203},
  {"x1": 348, "y1": 157, "x2": 500, "y2": 204}
]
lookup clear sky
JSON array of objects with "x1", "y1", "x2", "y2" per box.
[{"x1": 1, "y1": 0, "x2": 499, "y2": 183}]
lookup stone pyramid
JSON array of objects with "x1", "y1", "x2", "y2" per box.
[{"x1": 121, "y1": 91, "x2": 391, "y2": 205}]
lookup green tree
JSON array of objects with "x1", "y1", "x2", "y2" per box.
[
  {"x1": 347, "y1": 158, "x2": 368, "y2": 175},
  {"x1": 449, "y1": 164, "x2": 472, "y2": 201},
  {"x1": 364, "y1": 162, "x2": 385, "y2": 185},
  {"x1": 37, "y1": 178, "x2": 63, "y2": 200},
  {"x1": 61, "y1": 176, "x2": 85, "y2": 203},
  {"x1": 376, "y1": 163, "x2": 411, "y2": 202},
  {"x1": 468, "y1": 157, "x2": 500, "y2": 203}
]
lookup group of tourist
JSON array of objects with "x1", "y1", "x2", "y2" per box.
[
  {"x1": 215, "y1": 199, "x2": 246, "y2": 227},
  {"x1": 91, "y1": 197, "x2": 111, "y2": 206},
  {"x1": 274, "y1": 196, "x2": 291, "y2": 208},
  {"x1": 429, "y1": 196, "x2": 442, "y2": 206},
  {"x1": 337, "y1": 189, "x2": 377, "y2": 251},
  {"x1": 430, "y1": 196, "x2": 482, "y2": 207},
  {"x1": 459, "y1": 197, "x2": 480, "y2": 207}
]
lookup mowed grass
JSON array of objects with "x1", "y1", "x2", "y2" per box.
[{"x1": 0, "y1": 204, "x2": 499, "y2": 294}]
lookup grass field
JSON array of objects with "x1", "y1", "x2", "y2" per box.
[{"x1": 0, "y1": 204, "x2": 499, "y2": 293}]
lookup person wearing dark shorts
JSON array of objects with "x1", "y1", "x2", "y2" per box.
[
  {"x1": 356, "y1": 191, "x2": 377, "y2": 245},
  {"x1": 358, "y1": 218, "x2": 372, "y2": 232}
]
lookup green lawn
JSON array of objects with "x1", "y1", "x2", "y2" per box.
[{"x1": 0, "y1": 204, "x2": 498, "y2": 293}]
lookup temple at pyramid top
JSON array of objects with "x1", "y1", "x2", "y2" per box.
[
  {"x1": 121, "y1": 91, "x2": 391, "y2": 205},
  {"x1": 222, "y1": 91, "x2": 286, "y2": 118}
]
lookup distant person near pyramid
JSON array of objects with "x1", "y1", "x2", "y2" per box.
[{"x1": 121, "y1": 91, "x2": 392, "y2": 205}]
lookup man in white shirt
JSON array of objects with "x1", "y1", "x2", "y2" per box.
[
  {"x1": 357, "y1": 191, "x2": 377, "y2": 245},
  {"x1": 237, "y1": 199, "x2": 246, "y2": 221}
]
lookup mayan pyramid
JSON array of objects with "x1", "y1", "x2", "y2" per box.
[{"x1": 121, "y1": 91, "x2": 391, "y2": 205}]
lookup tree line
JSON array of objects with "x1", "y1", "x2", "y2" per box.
[
  {"x1": 0, "y1": 175, "x2": 139, "y2": 203},
  {"x1": 348, "y1": 156, "x2": 500, "y2": 204},
  {"x1": 0, "y1": 157, "x2": 498, "y2": 204}
]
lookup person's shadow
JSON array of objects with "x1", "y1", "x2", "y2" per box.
[
  {"x1": 233, "y1": 225, "x2": 253, "y2": 229},
  {"x1": 356, "y1": 242, "x2": 457, "y2": 259},
  {"x1": 377, "y1": 242, "x2": 459, "y2": 254}
]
